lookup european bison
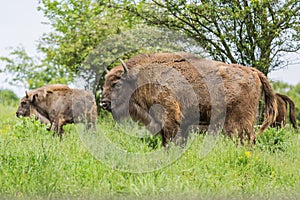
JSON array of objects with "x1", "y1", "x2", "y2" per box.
[
  {"x1": 16, "y1": 84, "x2": 69, "y2": 125},
  {"x1": 16, "y1": 84, "x2": 98, "y2": 137},
  {"x1": 100, "y1": 52, "x2": 277, "y2": 146},
  {"x1": 271, "y1": 93, "x2": 297, "y2": 129}
]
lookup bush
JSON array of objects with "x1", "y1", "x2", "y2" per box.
[
  {"x1": 256, "y1": 127, "x2": 292, "y2": 152},
  {"x1": 0, "y1": 89, "x2": 19, "y2": 106}
]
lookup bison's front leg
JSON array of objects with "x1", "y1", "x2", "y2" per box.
[
  {"x1": 129, "y1": 102, "x2": 162, "y2": 136},
  {"x1": 129, "y1": 99, "x2": 183, "y2": 147},
  {"x1": 161, "y1": 117, "x2": 182, "y2": 147},
  {"x1": 159, "y1": 99, "x2": 183, "y2": 147}
]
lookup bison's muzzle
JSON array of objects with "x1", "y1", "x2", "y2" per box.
[{"x1": 100, "y1": 99, "x2": 111, "y2": 111}]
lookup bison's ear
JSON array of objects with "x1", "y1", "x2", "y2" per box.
[
  {"x1": 31, "y1": 93, "x2": 39, "y2": 103},
  {"x1": 125, "y1": 68, "x2": 139, "y2": 82},
  {"x1": 26, "y1": 92, "x2": 37, "y2": 103}
]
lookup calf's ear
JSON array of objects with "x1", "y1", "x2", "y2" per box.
[
  {"x1": 27, "y1": 93, "x2": 39, "y2": 103},
  {"x1": 32, "y1": 93, "x2": 39, "y2": 103},
  {"x1": 25, "y1": 91, "x2": 36, "y2": 102}
]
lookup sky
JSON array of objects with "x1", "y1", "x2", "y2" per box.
[{"x1": 0, "y1": 0, "x2": 299, "y2": 97}]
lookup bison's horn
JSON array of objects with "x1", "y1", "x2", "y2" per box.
[
  {"x1": 119, "y1": 59, "x2": 128, "y2": 74},
  {"x1": 104, "y1": 66, "x2": 109, "y2": 73},
  {"x1": 25, "y1": 91, "x2": 29, "y2": 98}
]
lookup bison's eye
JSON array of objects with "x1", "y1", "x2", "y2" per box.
[{"x1": 113, "y1": 82, "x2": 122, "y2": 89}]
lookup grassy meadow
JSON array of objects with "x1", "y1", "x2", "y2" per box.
[{"x1": 0, "y1": 103, "x2": 300, "y2": 200}]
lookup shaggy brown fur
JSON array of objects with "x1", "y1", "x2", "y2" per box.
[
  {"x1": 16, "y1": 84, "x2": 97, "y2": 137},
  {"x1": 100, "y1": 52, "x2": 277, "y2": 146},
  {"x1": 271, "y1": 93, "x2": 298, "y2": 129}
]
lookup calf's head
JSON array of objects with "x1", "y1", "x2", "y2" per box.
[
  {"x1": 16, "y1": 91, "x2": 45, "y2": 118},
  {"x1": 16, "y1": 92, "x2": 31, "y2": 117}
]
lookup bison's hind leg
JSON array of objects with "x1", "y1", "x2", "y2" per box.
[
  {"x1": 237, "y1": 129, "x2": 256, "y2": 146},
  {"x1": 224, "y1": 120, "x2": 256, "y2": 146}
]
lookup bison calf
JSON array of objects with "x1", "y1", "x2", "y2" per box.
[{"x1": 16, "y1": 84, "x2": 98, "y2": 137}]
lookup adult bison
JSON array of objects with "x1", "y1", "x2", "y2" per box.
[
  {"x1": 100, "y1": 52, "x2": 277, "y2": 146},
  {"x1": 16, "y1": 84, "x2": 98, "y2": 137},
  {"x1": 271, "y1": 93, "x2": 297, "y2": 129}
]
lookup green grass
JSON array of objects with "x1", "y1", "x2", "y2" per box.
[{"x1": 1, "y1": 103, "x2": 300, "y2": 200}]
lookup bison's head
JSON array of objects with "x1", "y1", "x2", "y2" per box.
[
  {"x1": 16, "y1": 91, "x2": 44, "y2": 118},
  {"x1": 100, "y1": 60, "x2": 131, "y2": 110},
  {"x1": 100, "y1": 60, "x2": 138, "y2": 120},
  {"x1": 16, "y1": 91, "x2": 34, "y2": 117},
  {"x1": 100, "y1": 66, "x2": 124, "y2": 111}
]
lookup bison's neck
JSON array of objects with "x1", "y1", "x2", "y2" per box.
[{"x1": 32, "y1": 104, "x2": 50, "y2": 120}]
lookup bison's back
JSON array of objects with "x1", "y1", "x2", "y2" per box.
[
  {"x1": 125, "y1": 52, "x2": 262, "y2": 106},
  {"x1": 44, "y1": 88, "x2": 97, "y2": 125}
]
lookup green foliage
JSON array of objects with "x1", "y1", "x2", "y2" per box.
[
  {"x1": 37, "y1": 0, "x2": 140, "y2": 72},
  {"x1": 1, "y1": 0, "x2": 141, "y2": 90},
  {"x1": 125, "y1": 0, "x2": 300, "y2": 75},
  {"x1": 13, "y1": 116, "x2": 51, "y2": 139},
  {"x1": 0, "y1": 46, "x2": 73, "y2": 89},
  {"x1": 256, "y1": 127, "x2": 291, "y2": 152},
  {"x1": 0, "y1": 89, "x2": 19, "y2": 106},
  {"x1": 1, "y1": 103, "x2": 300, "y2": 199}
]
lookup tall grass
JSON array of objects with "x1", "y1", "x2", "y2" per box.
[{"x1": 0, "y1": 104, "x2": 300, "y2": 199}]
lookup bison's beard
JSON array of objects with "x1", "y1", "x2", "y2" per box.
[{"x1": 111, "y1": 99, "x2": 131, "y2": 122}]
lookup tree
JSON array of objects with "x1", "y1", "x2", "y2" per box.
[
  {"x1": 0, "y1": 46, "x2": 72, "y2": 89},
  {"x1": 37, "y1": 0, "x2": 142, "y2": 72},
  {"x1": 125, "y1": 0, "x2": 300, "y2": 75},
  {"x1": 0, "y1": 0, "x2": 140, "y2": 90}
]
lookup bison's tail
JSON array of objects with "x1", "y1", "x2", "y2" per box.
[
  {"x1": 257, "y1": 72, "x2": 277, "y2": 135},
  {"x1": 276, "y1": 93, "x2": 298, "y2": 129}
]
